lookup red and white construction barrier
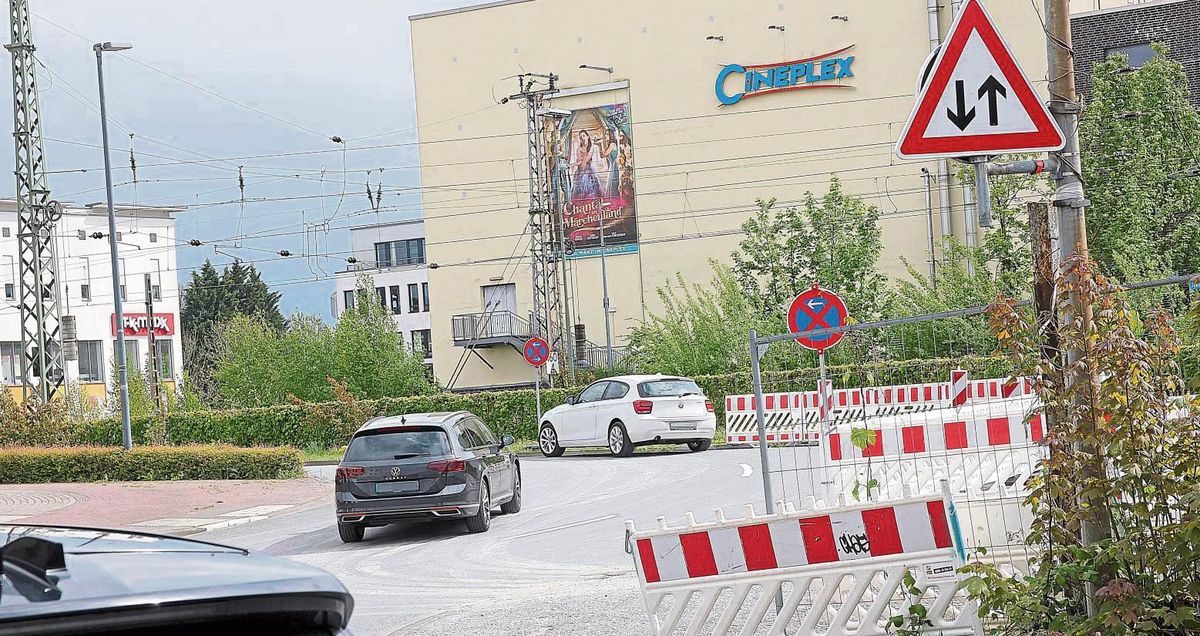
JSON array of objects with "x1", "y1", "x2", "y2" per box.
[
  {"x1": 724, "y1": 370, "x2": 1032, "y2": 444},
  {"x1": 626, "y1": 493, "x2": 982, "y2": 635}
]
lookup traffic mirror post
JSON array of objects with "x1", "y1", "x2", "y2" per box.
[{"x1": 971, "y1": 156, "x2": 993, "y2": 228}]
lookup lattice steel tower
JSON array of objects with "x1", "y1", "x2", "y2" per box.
[
  {"x1": 511, "y1": 73, "x2": 574, "y2": 380},
  {"x1": 7, "y1": 0, "x2": 66, "y2": 401}
]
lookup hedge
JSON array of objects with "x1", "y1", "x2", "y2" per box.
[
  {"x1": 2, "y1": 355, "x2": 1025, "y2": 451},
  {"x1": 0, "y1": 445, "x2": 303, "y2": 483}
]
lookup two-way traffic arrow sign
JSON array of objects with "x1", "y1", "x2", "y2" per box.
[{"x1": 895, "y1": 0, "x2": 1064, "y2": 159}]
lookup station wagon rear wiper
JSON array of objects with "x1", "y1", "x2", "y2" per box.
[{"x1": 393, "y1": 453, "x2": 430, "y2": 459}]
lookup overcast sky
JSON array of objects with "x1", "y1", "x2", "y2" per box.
[{"x1": 1, "y1": 0, "x2": 479, "y2": 318}]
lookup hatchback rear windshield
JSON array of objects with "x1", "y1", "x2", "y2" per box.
[
  {"x1": 638, "y1": 379, "x2": 704, "y2": 398},
  {"x1": 345, "y1": 427, "x2": 450, "y2": 461}
]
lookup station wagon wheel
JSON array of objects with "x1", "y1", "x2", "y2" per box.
[
  {"x1": 337, "y1": 520, "x2": 365, "y2": 543},
  {"x1": 466, "y1": 479, "x2": 491, "y2": 533},
  {"x1": 539, "y1": 423, "x2": 564, "y2": 457},
  {"x1": 500, "y1": 468, "x2": 522, "y2": 514},
  {"x1": 608, "y1": 421, "x2": 634, "y2": 457}
]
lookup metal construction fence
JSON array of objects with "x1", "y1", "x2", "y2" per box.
[{"x1": 741, "y1": 274, "x2": 1198, "y2": 578}]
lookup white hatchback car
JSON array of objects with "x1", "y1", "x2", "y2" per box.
[{"x1": 537, "y1": 375, "x2": 717, "y2": 457}]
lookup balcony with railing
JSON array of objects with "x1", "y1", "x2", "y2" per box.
[{"x1": 451, "y1": 310, "x2": 531, "y2": 348}]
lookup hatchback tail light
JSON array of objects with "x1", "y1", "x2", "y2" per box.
[
  {"x1": 705, "y1": 400, "x2": 715, "y2": 413},
  {"x1": 633, "y1": 399, "x2": 653, "y2": 415},
  {"x1": 427, "y1": 459, "x2": 466, "y2": 473},
  {"x1": 336, "y1": 465, "x2": 365, "y2": 479}
]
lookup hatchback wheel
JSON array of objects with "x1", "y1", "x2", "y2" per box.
[
  {"x1": 608, "y1": 421, "x2": 634, "y2": 457},
  {"x1": 500, "y1": 469, "x2": 522, "y2": 514},
  {"x1": 539, "y1": 423, "x2": 564, "y2": 457},
  {"x1": 338, "y1": 520, "x2": 365, "y2": 543},
  {"x1": 687, "y1": 439, "x2": 712, "y2": 452},
  {"x1": 465, "y1": 480, "x2": 491, "y2": 533}
]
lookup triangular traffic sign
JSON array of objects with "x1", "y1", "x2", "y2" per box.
[{"x1": 895, "y1": 0, "x2": 1064, "y2": 159}]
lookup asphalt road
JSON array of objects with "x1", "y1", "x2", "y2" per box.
[{"x1": 204, "y1": 447, "x2": 765, "y2": 636}]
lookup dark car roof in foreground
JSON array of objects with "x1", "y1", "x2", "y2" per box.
[
  {"x1": 0, "y1": 524, "x2": 353, "y2": 629},
  {"x1": 357, "y1": 411, "x2": 469, "y2": 432}
]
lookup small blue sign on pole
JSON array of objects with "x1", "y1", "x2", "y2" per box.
[{"x1": 1189, "y1": 274, "x2": 1200, "y2": 293}]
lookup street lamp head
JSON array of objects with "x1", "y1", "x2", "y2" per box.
[{"x1": 96, "y1": 42, "x2": 133, "y2": 52}]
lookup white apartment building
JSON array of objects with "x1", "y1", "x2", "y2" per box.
[
  {"x1": 332, "y1": 219, "x2": 432, "y2": 375},
  {"x1": 0, "y1": 200, "x2": 185, "y2": 406}
]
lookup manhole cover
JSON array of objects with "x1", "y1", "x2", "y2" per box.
[{"x1": 0, "y1": 490, "x2": 86, "y2": 516}]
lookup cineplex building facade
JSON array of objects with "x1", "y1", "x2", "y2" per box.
[{"x1": 409, "y1": 0, "x2": 1123, "y2": 390}]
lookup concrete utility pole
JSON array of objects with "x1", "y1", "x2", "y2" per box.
[{"x1": 1044, "y1": 0, "x2": 1107, "y2": 615}]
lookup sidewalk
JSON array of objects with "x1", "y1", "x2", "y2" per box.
[{"x1": 0, "y1": 475, "x2": 331, "y2": 536}]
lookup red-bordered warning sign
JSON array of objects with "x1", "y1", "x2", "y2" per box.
[{"x1": 895, "y1": 0, "x2": 1064, "y2": 159}]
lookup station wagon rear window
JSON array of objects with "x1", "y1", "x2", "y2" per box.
[
  {"x1": 345, "y1": 427, "x2": 450, "y2": 461},
  {"x1": 637, "y1": 379, "x2": 704, "y2": 398}
]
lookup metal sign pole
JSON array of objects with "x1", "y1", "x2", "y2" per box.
[
  {"x1": 749, "y1": 329, "x2": 774, "y2": 514},
  {"x1": 818, "y1": 350, "x2": 830, "y2": 432},
  {"x1": 534, "y1": 364, "x2": 542, "y2": 424},
  {"x1": 972, "y1": 156, "x2": 993, "y2": 228}
]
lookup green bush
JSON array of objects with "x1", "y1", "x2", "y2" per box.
[
  {"x1": 2, "y1": 354, "x2": 1032, "y2": 451},
  {"x1": 0, "y1": 445, "x2": 302, "y2": 483}
]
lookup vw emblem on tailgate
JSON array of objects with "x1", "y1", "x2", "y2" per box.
[{"x1": 390, "y1": 466, "x2": 403, "y2": 477}]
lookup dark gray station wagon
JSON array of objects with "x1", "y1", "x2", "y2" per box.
[{"x1": 334, "y1": 412, "x2": 521, "y2": 542}]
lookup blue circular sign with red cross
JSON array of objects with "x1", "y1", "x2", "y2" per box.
[
  {"x1": 523, "y1": 337, "x2": 550, "y2": 367},
  {"x1": 787, "y1": 285, "x2": 849, "y2": 352}
]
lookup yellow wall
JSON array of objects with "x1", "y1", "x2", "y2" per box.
[
  {"x1": 3, "y1": 380, "x2": 178, "y2": 410},
  {"x1": 410, "y1": 0, "x2": 1053, "y2": 388}
]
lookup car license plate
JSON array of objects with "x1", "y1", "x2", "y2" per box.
[
  {"x1": 376, "y1": 480, "x2": 420, "y2": 494},
  {"x1": 669, "y1": 422, "x2": 698, "y2": 431}
]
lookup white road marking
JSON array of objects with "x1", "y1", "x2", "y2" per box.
[
  {"x1": 740, "y1": 463, "x2": 753, "y2": 478},
  {"x1": 506, "y1": 514, "x2": 619, "y2": 540},
  {"x1": 220, "y1": 504, "x2": 294, "y2": 517}
]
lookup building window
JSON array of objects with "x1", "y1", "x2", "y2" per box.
[
  {"x1": 3, "y1": 283, "x2": 12, "y2": 301},
  {"x1": 389, "y1": 285, "x2": 402, "y2": 315},
  {"x1": 413, "y1": 329, "x2": 432, "y2": 358},
  {"x1": 397, "y1": 238, "x2": 425, "y2": 266},
  {"x1": 81, "y1": 284, "x2": 91, "y2": 302},
  {"x1": 155, "y1": 339, "x2": 174, "y2": 379},
  {"x1": 375, "y1": 286, "x2": 387, "y2": 309},
  {"x1": 342, "y1": 289, "x2": 355, "y2": 314},
  {"x1": 149, "y1": 232, "x2": 158, "y2": 243},
  {"x1": 408, "y1": 283, "x2": 420, "y2": 313},
  {"x1": 1, "y1": 226, "x2": 9, "y2": 237},
  {"x1": 422, "y1": 282, "x2": 430, "y2": 312},
  {"x1": 375, "y1": 242, "x2": 393, "y2": 267},
  {"x1": 0, "y1": 341, "x2": 19, "y2": 384},
  {"x1": 77, "y1": 340, "x2": 103, "y2": 383},
  {"x1": 1106, "y1": 43, "x2": 1156, "y2": 69},
  {"x1": 113, "y1": 340, "x2": 140, "y2": 369}
]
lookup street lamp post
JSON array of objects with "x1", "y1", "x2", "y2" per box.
[{"x1": 94, "y1": 41, "x2": 133, "y2": 450}]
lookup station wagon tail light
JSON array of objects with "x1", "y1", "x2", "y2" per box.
[
  {"x1": 336, "y1": 465, "x2": 365, "y2": 479},
  {"x1": 705, "y1": 400, "x2": 714, "y2": 412},
  {"x1": 633, "y1": 399, "x2": 653, "y2": 414},
  {"x1": 427, "y1": 459, "x2": 466, "y2": 473}
]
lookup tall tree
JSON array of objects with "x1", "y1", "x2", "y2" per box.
[
  {"x1": 213, "y1": 274, "x2": 431, "y2": 408},
  {"x1": 731, "y1": 176, "x2": 888, "y2": 321},
  {"x1": 1081, "y1": 45, "x2": 1200, "y2": 282},
  {"x1": 181, "y1": 259, "x2": 286, "y2": 403}
]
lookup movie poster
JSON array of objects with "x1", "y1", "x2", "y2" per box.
[{"x1": 551, "y1": 103, "x2": 637, "y2": 259}]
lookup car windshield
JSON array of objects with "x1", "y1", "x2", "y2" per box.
[
  {"x1": 638, "y1": 379, "x2": 704, "y2": 398},
  {"x1": 345, "y1": 427, "x2": 451, "y2": 461}
]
